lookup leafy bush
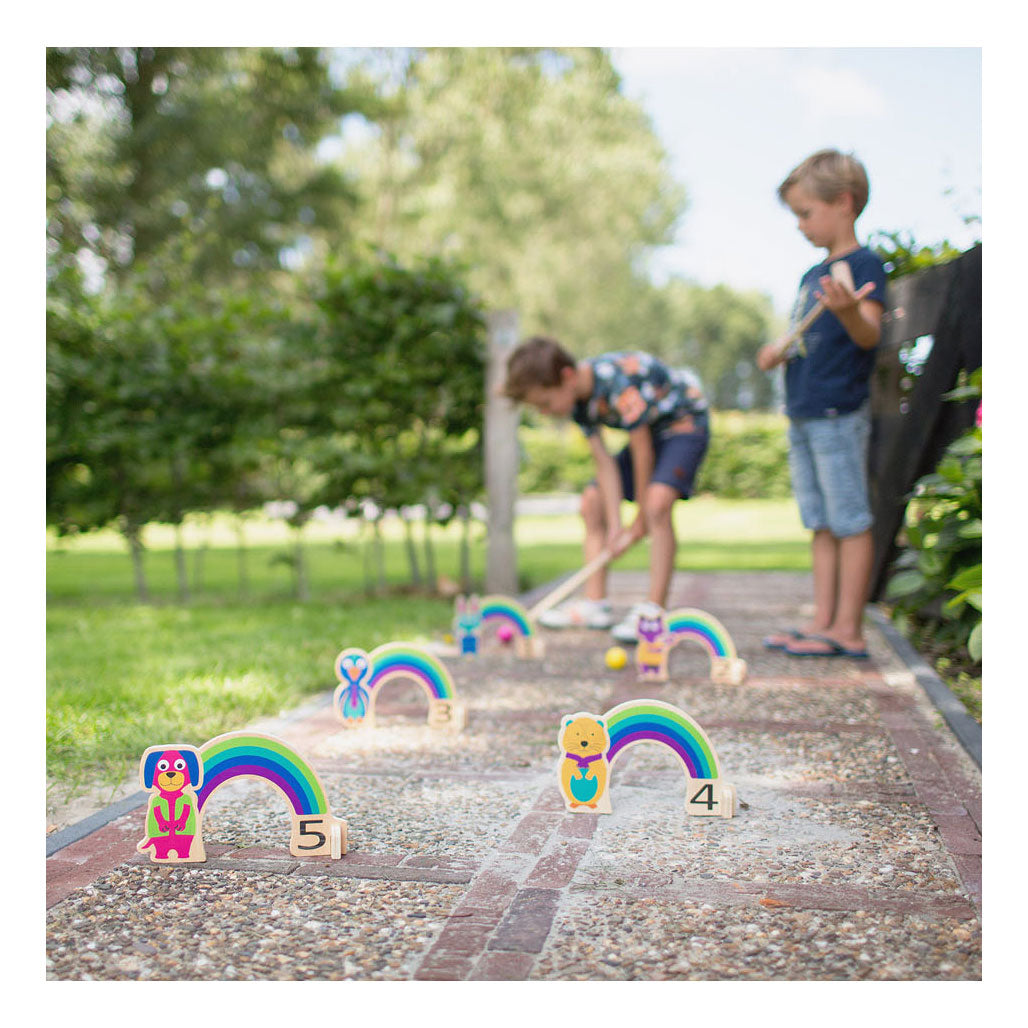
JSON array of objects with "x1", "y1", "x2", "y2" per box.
[
  {"x1": 695, "y1": 412, "x2": 792, "y2": 499},
  {"x1": 871, "y1": 230, "x2": 966, "y2": 279},
  {"x1": 517, "y1": 411, "x2": 792, "y2": 499},
  {"x1": 885, "y1": 369, "x2": 982, "y2": 663},
  {"x1": 517, "y1": 424, "x2": 597, "y2": 495}
]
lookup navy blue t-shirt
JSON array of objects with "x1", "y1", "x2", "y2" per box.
[{"x1": 783, "y1": 246, "x2": 887, "y2": 419}]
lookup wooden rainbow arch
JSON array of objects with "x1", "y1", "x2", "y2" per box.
[
  {"x1": 333, "y1": 642, "x2": 465, "y2": 730},
  {"x1": 557, "y1": 699, "x2": 736, "y2": 818},
  {"x1": 137, "y1": 731, "x2": 347, "y2": 864}
]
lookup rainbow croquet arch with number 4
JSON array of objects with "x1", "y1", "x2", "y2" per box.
[{"x1": 557, "y1": 698, "x2": 736, "y2": 818}]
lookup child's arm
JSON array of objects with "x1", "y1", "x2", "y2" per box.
[
  {"x1": 756, "y1": 341, "x2": 788, "y2": 372},
  {"x1": 758, "y1": 260, "x2": 882, "y2": 369}
]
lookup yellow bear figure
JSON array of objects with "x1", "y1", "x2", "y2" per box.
[{"x1": 558, "y1": 715, "x2": 610, "y2": 811}]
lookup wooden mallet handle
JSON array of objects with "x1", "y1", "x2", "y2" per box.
[
  {"x1": 527, "y1": 547, "x2": 618, "y2": 623},
  {"x1": 770, "y1": 259, "x2": 856, "y2": 360}
]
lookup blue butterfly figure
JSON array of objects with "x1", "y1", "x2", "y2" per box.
[{"x1": 334, "y1": 647, "x2": 372, "y2": 723}]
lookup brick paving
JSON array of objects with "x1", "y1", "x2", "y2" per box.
[{"x1": 45, "y1": 571, "x2": 982, "y2": 980}]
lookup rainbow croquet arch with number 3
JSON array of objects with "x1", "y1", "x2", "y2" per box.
[{"x1": 333, "y1": 642, "x2": 466, "y2": 731}]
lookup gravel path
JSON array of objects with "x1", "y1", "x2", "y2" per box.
[{"x1": 46, "y1": 571, "x2": 982, "y2": 980}]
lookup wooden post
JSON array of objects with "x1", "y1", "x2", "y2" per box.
[{"x1": 484, "y1": 311, "x2": 519, "y2": 595}]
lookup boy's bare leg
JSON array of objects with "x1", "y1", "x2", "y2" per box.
[
  {"x1": 825, "y1": 529, "x2": 872, "y2": 647},
  {"x1": 644, "y1": 483, "x2": 678, "y2": 608},
  {"x1": 581, "y1": 484, "x2": 609, "y2": 600},
  {"x1": 809, "y1": 529, "x2": 840, "y2": 632},
  {"x1": 764, "y1": 529, "x2": 836, "y2": 647},
  {"x1": 786, "y1": 530, "x2": 872, "y2": 654}
]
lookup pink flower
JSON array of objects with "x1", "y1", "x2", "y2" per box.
[{"x1": 975, "y1": 403, "x2": 982, "y2": 428}]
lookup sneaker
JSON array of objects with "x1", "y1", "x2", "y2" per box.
[
  {"x1": 611, "y1": 602, "x2": 665, "y2": 644},
  {"x1": 538, "y1": 598, "x2": 615, "y2": 630}
]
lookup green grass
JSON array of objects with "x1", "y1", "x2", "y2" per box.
[
  {"x1": 46, "y1": 497, "x2": 809, "y2": 788},
  {"x1": 47, "y1": 595, "x2": 451, "y2": 786},
  {"x1": 514, "y1": 497, "x2": 809, "y2": 587}
]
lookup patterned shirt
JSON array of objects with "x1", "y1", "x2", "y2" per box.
[{"x1": 571, "y1": 352, "x2": 708, "y2": 438}]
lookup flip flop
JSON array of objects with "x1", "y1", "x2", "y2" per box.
[
  {"x1": 762, "y1": 628, "x2": 809, "y2": 651},
  {"x1": 783, "y1": 634, "x2": 869, "y2": 660}
]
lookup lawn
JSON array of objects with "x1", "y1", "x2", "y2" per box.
[{"x1": 46, "y1": 497, "x2": 809, "y2": 792}]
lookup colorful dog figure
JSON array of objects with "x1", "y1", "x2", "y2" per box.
[
  {"x1": 558, "y1": 715, "x2": 612, "y2": 813},
  {"x1": 454, "y1": 595, "x2": 483, "y2": 655},
  {"x1": 137, "y1": 746, "x2": 206, "y2": 863}
]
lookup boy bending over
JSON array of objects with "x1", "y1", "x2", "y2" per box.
[{"x1": 504, "y1": 337, "x2": 709, "y2": 643}]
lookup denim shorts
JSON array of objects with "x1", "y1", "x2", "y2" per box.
[
  {"x1": 787, "y1": 404, "x2": 872, "y2": 538},
  {"x1": 613, "y1": 414, "x2": 710, "y2": 501}
]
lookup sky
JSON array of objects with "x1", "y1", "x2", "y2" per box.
[{"x1": 609, "y1": 47, "x2": 982, "y2": 315}]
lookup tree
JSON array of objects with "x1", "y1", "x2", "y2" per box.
[
  {"x1": 336, "y1": 48, "x2": 685, "y2": 354},
  {"x1": 46, "y1": 47, "x2": 367, "y2": 290},
  {"x1": 46, "y1": 267, "x2": 293, "y2": 600},
  {"x1": 660, "y1": 280, "x2": 778, "y2": 409},
  {"x1": 305, "y1": 253, "x2": 487, "y2": 591}
]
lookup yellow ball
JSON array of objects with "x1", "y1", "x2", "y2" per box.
[{"x1": 605, "y1": 646, "x2": 627, "y2": 670}]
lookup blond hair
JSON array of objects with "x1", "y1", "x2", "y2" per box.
[{"x1": 778, "y1": 149, "x2": 870, "y2": 218}]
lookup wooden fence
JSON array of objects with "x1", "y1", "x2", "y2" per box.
[{"x1": 868, "y1": 244, "x2": 982, "y2": 600}]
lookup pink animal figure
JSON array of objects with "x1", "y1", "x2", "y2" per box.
[{"x1": 137, "y1": 746, "x2": 206, "y2": 863}]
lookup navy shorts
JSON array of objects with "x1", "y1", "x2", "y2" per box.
[{"x1": 610, "y1": 414, "x2": 710, "y2": 501}]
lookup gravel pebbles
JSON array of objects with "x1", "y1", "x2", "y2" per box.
[
  {"x1": 532, "y1": 894, "x2": 981, "y2": 980},
  {"x1": 46, "y1": 866, "x2": 463, "y2": 980}
]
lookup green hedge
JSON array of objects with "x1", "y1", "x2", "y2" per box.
[{"x1": 517, "y1": 411, "x2": 792, "y2": 499}]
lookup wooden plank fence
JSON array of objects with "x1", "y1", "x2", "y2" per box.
[{"x1": 868, "y1": 244, "x2": 982, "y2": 600}]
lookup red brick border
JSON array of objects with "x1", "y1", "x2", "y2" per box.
[
  {"x1": 413, "y1": 789, "x2": 601, "y2": 980},
  {"x1": 868, "y1": 683, "x2": 982, "y2": 910}
]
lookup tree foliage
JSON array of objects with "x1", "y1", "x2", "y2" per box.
[
  {"x1": 46, "y1": 46, "x2": 365, "y2": 287},
  {"x1": 659, "y1": 280, "x2": 777, "y2": 409},
  {"x1": 885, "y1": 370, "x2": 982, "y2": 663},
  {"x1": 47, "y1": 45, "x2": 792, "y2": 603},
  {"x1": 306, "y1": 252, "x2": 487, "y2": 517},
  {"x1": 338, "y1": 48, "x2": 686, "y2": 354}
]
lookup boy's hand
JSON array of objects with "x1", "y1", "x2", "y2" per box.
[
  {"x1": 607, "y1": 526, "x2": 639, "y2": 557},
  {"x1": 817, "y1": 274, "x2": 875, "y2": 314}
]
